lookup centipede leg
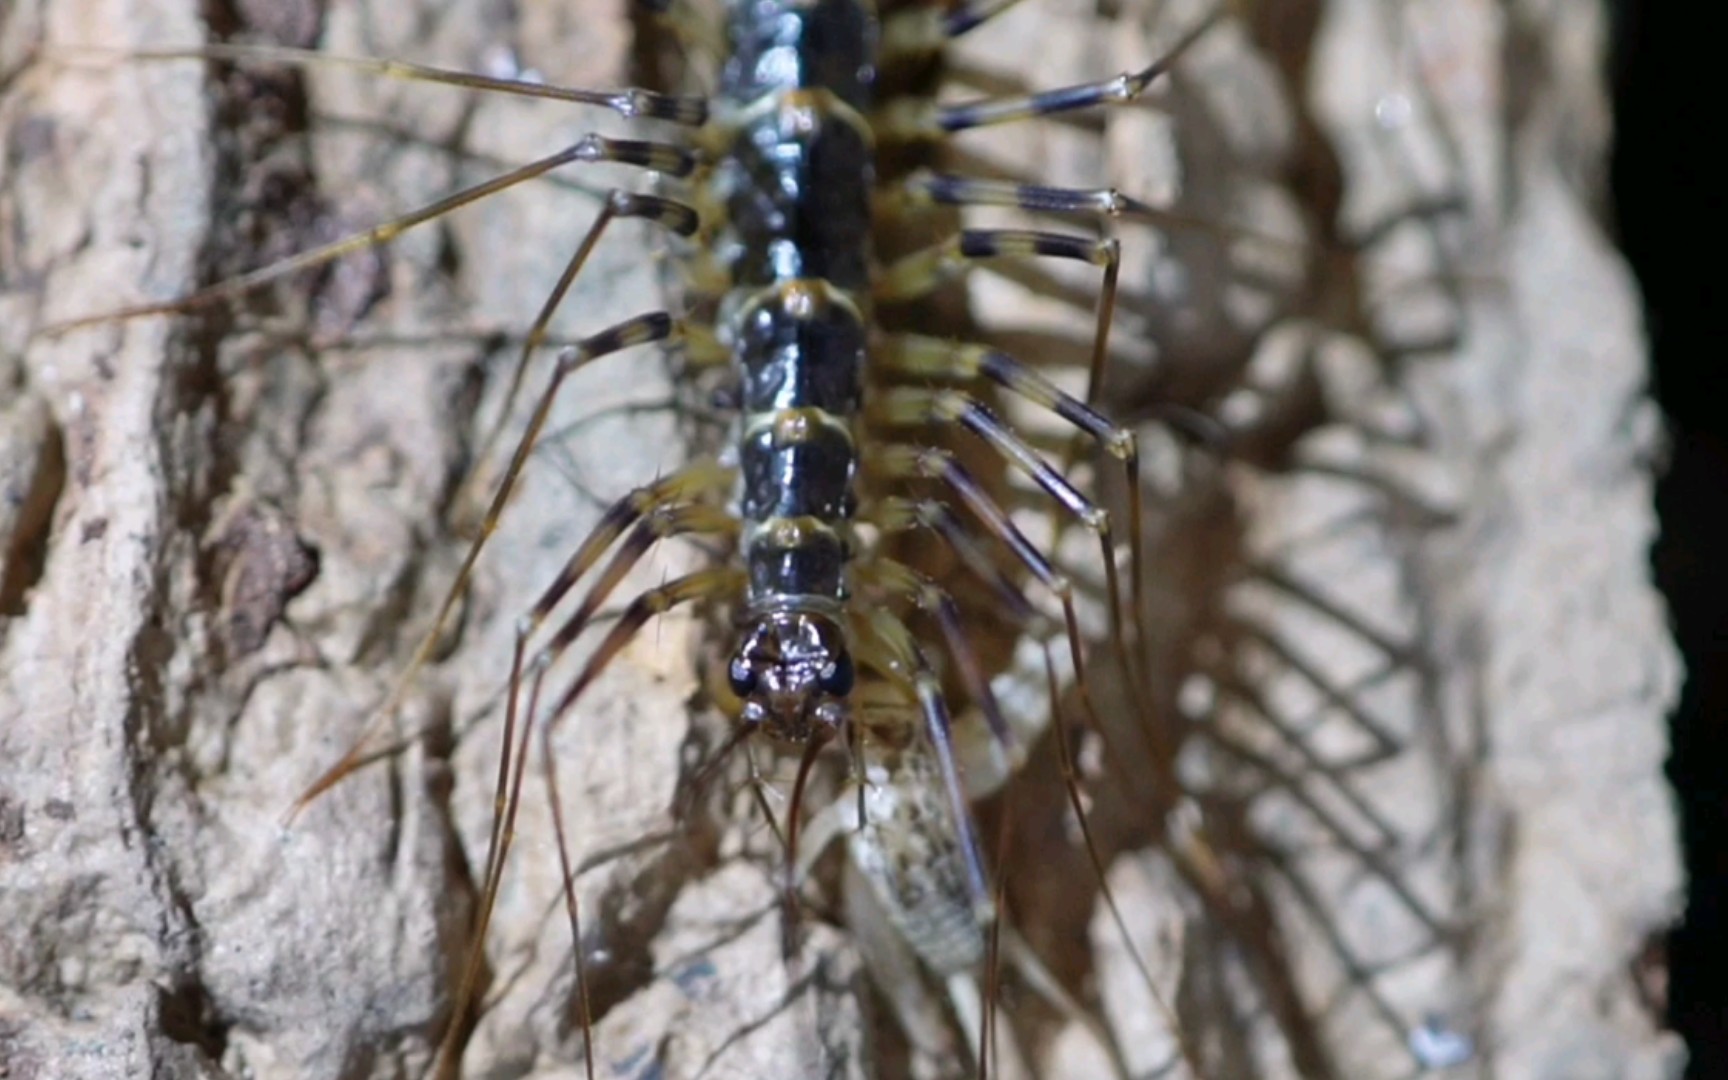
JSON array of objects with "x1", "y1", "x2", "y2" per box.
[
  {"x1": 874, "y1": 398, "x2": 1155, "y2": 737},
  {"x1": 854, "y1": 606, "x2": 995, "y2": 929},
  {"x1": 433, "y1": 475, "x2": 736, "y2": 1076},
  {"x1": 463, "y1": 471, "x2": 736, "y2": 970},
  {"x1": 438, "y1": 568, "x2": 741, "y2": 1079},
  {"x1": 459, "y1": 190, "x2": 706, "y2": 516},
  {"x1": 877, "y1": 229, "x2": 1123, "y2": 417},
  {"x1": 877, "y1": 0, "x2": 1031, "y2": 62},
  {"x1": 43, "y1": 137, "x2": 699, "y2": 335},
  {"x1": 864, "y1": 524, "x2": 1199, "y2": 1078},
  {"x1": 288, "y1": 311, "x2": 687, "y2": 816},
  {"x1": 880, "y1": 331, "x2": 1156, "y2": 681},
  {"x1": 871, "y1": 486, "x2": 1146, "y2": 817},
  {"x1": 881, "y1": 5, "x2": 1224, "y2": 140},
  {"x1": 55, "y1": 40, "x2": 710, "y2": 122},
  {"x1": 1038, "y1": 641, "x2": 1204, "y2": 1078}
]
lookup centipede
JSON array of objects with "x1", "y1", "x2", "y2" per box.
[{"x1": 7, "y1": 0, "x2": 1670, "y2": 1078}]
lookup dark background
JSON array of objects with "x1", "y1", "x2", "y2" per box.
[{"x1": 1611, "y1": 2, "x2": 1726, "y2": 1075}]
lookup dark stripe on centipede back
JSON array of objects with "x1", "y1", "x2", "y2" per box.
[{"x1": 735, "y1": 283, "x2": 867, "y2": 416}]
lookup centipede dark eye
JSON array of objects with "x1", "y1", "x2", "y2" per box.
[
  {"x1": 820, "y1": 652, "x2": 854, "y2": 697},
  {"x1": 728, "y1": 656, "x2": 758, "y2": 699}
]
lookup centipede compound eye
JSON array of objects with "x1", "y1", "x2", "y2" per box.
[
  {"x1": 728, "y1": 655, "x2": 760, "y2": 700},
  {"x1": 819, "y1": 651, "x2": 855, "y2": 697}
]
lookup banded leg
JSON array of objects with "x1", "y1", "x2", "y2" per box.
[
  {"x1": 463, "y1": 461, "x2": 736, "y2": 990},
  {"x1": 864, "y1": 557, "x2": 1021, "y2": 763},
  {"x1": 877, "y1": 6, "x2": 1223, "y2": 139},
  {"x1": 888, "y1": 175, "x2": 1179, "y2": 415},
  {"x1": 879, "y1": 0, "x2": 1031, "y2": 62},
  {"x1": 43, "y1": 139, "x2": 697, "y2": 334},
  {"x1": 1029, "y1": 641, "x2": 1202, "y2": 1078},
  {"x1": 439, "y1": 469, "x2": 735, "y2": 1061},
  {"x1": 872, "y1": 392, "x2": 1153, "y2": 729},
  {"x1": 291, "y1": 312, "x2": 686, "y2": 814},
  {"x1": 438, "y1": 567, "x2": 744, "y2": 1080},
  {"x1": 867, "y1": 484, "x2": 1133, "y2": 794},
  {"x1": 875, "y1": 229, "x2": 1123, "y2": 405},
  {"x1": 893, "y1": 170, "x2": 1317, "y2": 365},
  {"x1": 460, "y1": 190, "x2": 708, "y2": 515},
  {"x1": 879, "y1": 335, "x2": 1151, "y2": 656}
]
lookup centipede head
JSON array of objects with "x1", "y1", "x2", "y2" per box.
[{"x1": 727, "y1": 610, "x2": 854, "y2": 744}]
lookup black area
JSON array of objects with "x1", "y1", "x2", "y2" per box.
[
  {"x1": 1610, "y1": 3, "x2": 1728, "y2": 1074},
  {"x1": 155, "y1": 980, "x2": 229, "y2": 1061}
]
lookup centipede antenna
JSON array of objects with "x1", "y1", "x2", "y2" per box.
[{"x1": 782, "y1": 732, "x2": 835, "y2": 931}]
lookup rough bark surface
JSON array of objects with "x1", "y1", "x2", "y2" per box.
[{"x1": 0, "y1": 0, "x2": 1680, "y2": 1078}]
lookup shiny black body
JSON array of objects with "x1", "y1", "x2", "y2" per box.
[{"x1": 709, "y1": 0, "x2": 879, "y2": 737}]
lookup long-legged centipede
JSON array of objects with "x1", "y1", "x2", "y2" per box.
[{"x1": 1, "y1": 1, "x2": 1679, "y2": 1078}]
